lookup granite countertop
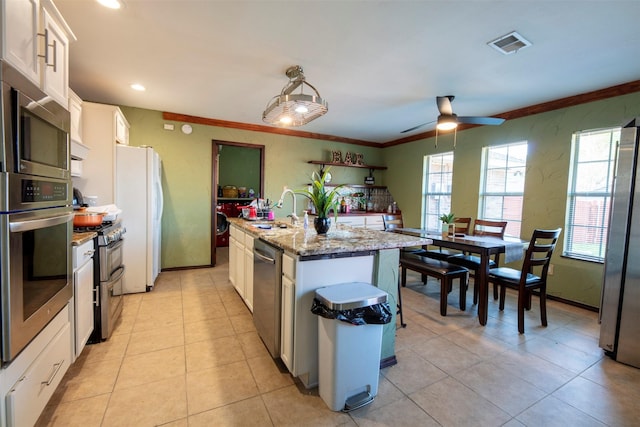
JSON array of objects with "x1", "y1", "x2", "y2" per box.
[
  {"x1": 72, "y1": 231, "x2": 97, "y2": 246},
  {"x1": 228, "y1": 217, "x2": 431, "y2": 257}
]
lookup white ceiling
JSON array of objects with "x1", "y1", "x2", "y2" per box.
[{"x1": 55, "y1": 0, "x2": 640, "y2": 144}]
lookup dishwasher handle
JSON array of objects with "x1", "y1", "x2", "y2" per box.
[{"x1": 254, "y1": 248, "x2": 276, "y2": 264}]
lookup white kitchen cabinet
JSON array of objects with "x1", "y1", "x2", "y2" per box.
[
  {"x1": 40, "y1": 4, "x2": 70, "y2": 106},
  {"x1": 229, "y1": 224, "x2": 245, "y2": 298},
  {"x1": 228, "y1": 224, "x2": 255, "y2": 311},
  {"x1": 0, "y1": 305, "x2": 71, "y2": 427},
  {"x1": 365, "y1": 215, "x2": 385, "y2": 230},
  {"x1": 336, "y1": 216, "x2": 366, "y2": 228},
  {"x1": 0, "y1": 0, "x2": 75, "y2": 107},
  {"x1": 73, "y1": 239, "x2": 94, "y2": 360},
  {"x1": 115, "y1": 110, "x2": 129, "y2": 145},
  {"x1": 76, "y1": 102, "x2": 130, "y2": 205},
  {"x1": 335, "y1": 214, "x2": 385, "y2": 230},
  {"x1": 244, "y1": 233, "x2": 254, "y2": 312},
  {"x1": 1, "y1": 0, "x2": 40, "y2": 83}
]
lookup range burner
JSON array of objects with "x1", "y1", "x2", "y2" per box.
[
  {"x1": 74, "y1": 221, "x2": 113, "y2": 233},
  {"x1": 74, "y1": 219, "x2": 125, "y2": 246}
]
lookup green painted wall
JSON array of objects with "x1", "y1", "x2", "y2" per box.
[
  {"x1": 121, "y1": 91, "x2": 640, "y2": 307},
  {"x1": 219, "y1": 145, "x2": 261, "y2": 196},
  {"x1": 119, "y1": 106, "x2": 384, "y2": 269},
  {"x1": 382, "y1": 92, "x2": 640, "y2": 308}
]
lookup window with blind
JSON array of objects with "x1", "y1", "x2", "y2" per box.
[
  {"x1": 423, "y1": 152, "x2": 453, "y2": 230},
  {"x1": 564, "y1": 127, "x2": 620, "y2": 262},
  {"x1": 479, "y1": 142, "x2": 527, "y2": 237}
]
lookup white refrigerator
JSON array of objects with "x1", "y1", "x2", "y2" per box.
[{"x1": 116, "y1": 145, "x2": 164, "y2": 293}]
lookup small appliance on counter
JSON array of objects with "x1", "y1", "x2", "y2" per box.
[{"x1": 73, "y1": 187, "x2": 85, "y2": 209}]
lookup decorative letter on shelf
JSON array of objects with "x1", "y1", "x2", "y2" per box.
[{"x1": 331, "y1": 150, "x2": 342, "y2": 163}]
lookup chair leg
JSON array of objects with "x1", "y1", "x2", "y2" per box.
[
  {"x1": 421, "y1": 273, "x2": 427, "y2": 284},
  {"x1": 517, "y1": 289, "x2": 526, "y2": 334},
  {"x1": 493, "y1": 282, "x2": 499, "y2": 300},
  {"x1": 397, "y1": 275, "x2": 406, "y2": 328},
  {"x1": 459, "y1": 274, "x2": 468, "y2": 311},
  {"x1": 525, "y1": 290, "x2": 533, "y2": 310},
  {"x1": 498, "y1": 284, "x2": 506, "y2": 311},
  {"x1": 540, "y1": 285, "x2": 547, "y2": 327}
]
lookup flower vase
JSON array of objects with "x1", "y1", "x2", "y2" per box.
[
  {"x1": 314, "y1": 217, "x2": 331, "y2": 234},
  {"x1": 441, "y1": 223, "x2": 448, "y2": 237}
]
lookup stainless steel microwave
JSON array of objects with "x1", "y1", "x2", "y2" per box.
[{"x1": 1, "y1": 60, "x2": 70, "y2": 180}]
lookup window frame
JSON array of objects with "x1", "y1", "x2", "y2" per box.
[
  {"x1": 478, "y1": 141, "x2": 528, "y2": 238},
  {"x1": 422, "y1": 152, "x2": 454, "y2": 230},
  {"x1": 563, "y1": 127, "x2": 620, "y2": 262}
]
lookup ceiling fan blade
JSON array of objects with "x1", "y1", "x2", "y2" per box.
[
  {"x1": 436, "y1": 96, "x2": 454, "y2": 115},
  {"x1": 457, "y1": 116, "x2": 505, "y2": 126},
  {"x1": 401, "y1": 121, "x2": 435, "y2": 133}
]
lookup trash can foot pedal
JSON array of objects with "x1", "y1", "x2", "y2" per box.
[{"x1": 343, "y1": 391, "x2": 374, "y2": 412}]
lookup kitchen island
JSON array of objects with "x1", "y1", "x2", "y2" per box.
[{"x1": 228, "y1": 217, "x2": 430, "y2": 388}]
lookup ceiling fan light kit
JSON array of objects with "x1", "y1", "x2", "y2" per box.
[
  {"x1": 262, "y1": 65, "x2": 328, "y2": 127},
  {"x1": 401, "y1": 95, "x2": 505, "y2": 136},
  {"x1": 436, "y1": 114, "x2": 458, "y2": 131}
]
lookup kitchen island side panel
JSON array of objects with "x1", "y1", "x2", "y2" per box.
[
  {"x1": 293, "y1": 254, "x2": 375, "y2": 389},
  {"x1": 374, "y1": 248, "x2": 399, "y2": 363}
]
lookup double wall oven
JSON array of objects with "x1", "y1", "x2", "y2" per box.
[{"x1": 1, "y1": 60, "x2": 73, "y2": 364}]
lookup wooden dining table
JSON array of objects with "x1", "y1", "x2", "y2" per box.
[{"x1": 393, "y1": 228, "x2": 526, "y2": 325}]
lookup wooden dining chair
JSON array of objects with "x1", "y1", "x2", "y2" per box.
[
  {"x1": 488, "y1": 228, "x2": 561, "y2": 333},
  {"x1": 422, "y1": 217, "x2": 472, "y2": 261},
  {"x1": 382, "y1": 213, "x2": 404, "y2": 231},
  {"x1": 448, "y1": 219, "x2": 508, "y2": 304}
]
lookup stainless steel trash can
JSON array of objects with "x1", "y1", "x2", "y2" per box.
[{"x1": 314, "y1": 282, "x2": 389, "y2": 412}]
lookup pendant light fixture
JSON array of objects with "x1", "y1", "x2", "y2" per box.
[{"x1": 262, "y1": 65, "x2": 328, "y2": 127}]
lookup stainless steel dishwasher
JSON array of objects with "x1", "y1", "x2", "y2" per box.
[{"x1": 253, "y1": 238, "x2": 284, "y2": 358}]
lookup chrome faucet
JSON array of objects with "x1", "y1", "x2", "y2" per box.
[{"x1": 277, "y1": 187, "x2": 299, "y2": 225}]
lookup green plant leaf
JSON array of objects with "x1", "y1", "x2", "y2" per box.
[{"x1": 295, "y1": 167, "x2": 345, "y2": 219}]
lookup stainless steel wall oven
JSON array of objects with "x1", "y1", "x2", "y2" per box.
[{"x1": 1, "y1": 59, "x2": 72, "y2": 364}]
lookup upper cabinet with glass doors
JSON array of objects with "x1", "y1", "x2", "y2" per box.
[{"x1": 1, "y1": 0, "x2": 76, "y2": 107}]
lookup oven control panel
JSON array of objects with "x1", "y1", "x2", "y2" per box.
[{"x1": 22, "y1": 179, "x2": 68, "y2": 202}]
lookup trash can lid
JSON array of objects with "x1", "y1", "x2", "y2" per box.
[{"x1": 315, "y1": 282, "x2": 387, "y2": 310}]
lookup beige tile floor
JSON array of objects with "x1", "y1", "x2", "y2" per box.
[{"x1": 36, "y1": 248, "x2": 640, "y2": 426}]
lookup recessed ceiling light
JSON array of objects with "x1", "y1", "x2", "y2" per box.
[
  {"x1": 97, "y1": 0, "x2": 122, "y2": 10},
  {"x1": 130, "y1": 83, "x2": 145, "y2": 91}
]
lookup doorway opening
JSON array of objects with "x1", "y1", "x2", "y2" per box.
[{"x1": 211, "y1": 140, "x2": 264, "y2": 266}]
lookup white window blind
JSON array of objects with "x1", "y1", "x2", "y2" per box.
[
  {"x1": 423, "y1": 152, "x2": 453, "y2": 230},
  {"x1": 564, "y1": 127, "x2": 620, "y2": 261},
  {"x1": 479, "y1": 142, "x2": 527, "y2": 237}
]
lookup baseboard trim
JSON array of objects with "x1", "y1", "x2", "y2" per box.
[{"x1": 161, "y1": 264, "x2": 213, "y2": 272}]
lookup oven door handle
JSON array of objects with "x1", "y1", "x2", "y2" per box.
[
  {"x1": 109, "y1": 266, "x2": 125, "y2": 284},
  {"x1": 9, "y1": 213, "x2": 73, "y2": 232}
]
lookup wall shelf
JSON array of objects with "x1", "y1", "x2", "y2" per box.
[{"x1": 307, "y1": 160, "x2": 387, "y2": 170}]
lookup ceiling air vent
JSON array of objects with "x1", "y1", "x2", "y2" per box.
[{"x1": 488, "y1": 31, "x2": 532, "y2": 55}]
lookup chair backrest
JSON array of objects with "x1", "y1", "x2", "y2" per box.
[
  {"x1": 382, "y1": 214, "x2": 403, "y2": 231},
  {"x1": 473, "y1": 219, "x2": 508, "y2": 238},
  {"x1": 522, "y1": 228, "x2": 562, "y2": 279},
  {"x1": 453, "y1": 217, "x2": 472, "y2": 235}
]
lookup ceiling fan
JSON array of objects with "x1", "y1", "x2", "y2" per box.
[{"x1": 401, "y1": 95, "x2": 505, "y2": 134}]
